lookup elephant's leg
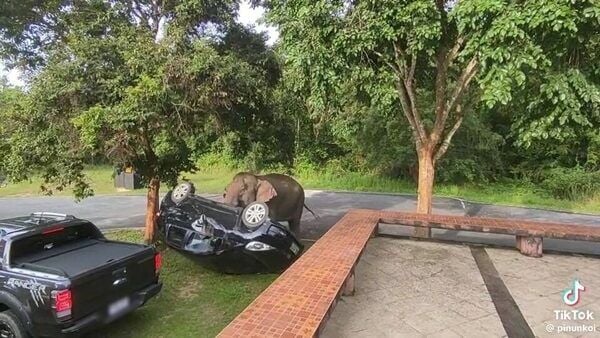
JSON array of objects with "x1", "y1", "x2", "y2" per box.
[
  {"x1": 288, "y1": 194, "x2": 305, "y2": 237},
  {"x1": 288, "y1": 214, "x2": 302, "y2": 237}
]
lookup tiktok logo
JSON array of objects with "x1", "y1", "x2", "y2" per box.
[{"x1": 562, "y1": 279, "x2": 586, "y2": 306}]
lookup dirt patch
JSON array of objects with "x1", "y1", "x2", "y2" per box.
[{"x1": 177, "y1": 279, "x2": 203, "y2": 299}]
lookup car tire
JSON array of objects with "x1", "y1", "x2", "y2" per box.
[
  {"x1": 171, "y1": 182, "x2": 195, "y2": 204},
  {"x1": 242, "y1": 202, "x2": 269, "y2": 229},
  {"x1": 0, "y1": 310, "x2": 28, "y2": 338}
]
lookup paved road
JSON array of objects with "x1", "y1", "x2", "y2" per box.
[{"x1": 1, "y1": 190, "x2": 599, "y2": 254}]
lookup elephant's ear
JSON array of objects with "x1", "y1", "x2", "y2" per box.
[{"x1": 256, "y1": 179, "x2": 277, "y2": 203}]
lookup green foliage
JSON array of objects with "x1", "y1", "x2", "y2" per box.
[
  {"x1": 2, "y1": 0, "x2": 600, "y2": 212},
  {"x1": 0, "y1": 80, "x2": 94, "y2": 198},
  {"x1": 0, "y1": 0, "x2": 66, "y2": 68},
  {"x1": 266, "y1": 0, "x2": 600, "y2": 188},
  {"x1": 0, "y1": 1, "x2": 282, "y2": 197},
  {"x1": 515, "y1": 69, "x2": 600, "y2": 147},
  {"x1": 323, "y1": 92, "x2": 505, "y2": 183},
  {"x1": 542, "y1": 167, "x2": 600, "y2": 201},
  {"x1": 461, "y1": 0, "x2": 600, "y2": 147},
  {"x1": 0, "y1": 84, "x2": 17, "y2": 184},
  {"x1": 585, "y1": 132, "x2": 600, "y2": 170}
]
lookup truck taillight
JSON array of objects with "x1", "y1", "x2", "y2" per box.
[
  {"x1": 51, "y1": 289, "x2": 72, "y2": 319},
  {"x1": 154, "y1": 252, "x2": 162, "y2": 274},
  {"x1": 43, "y1": 226, "x2": 64, "y2": 235}
]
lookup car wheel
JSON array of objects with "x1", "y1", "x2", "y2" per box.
[
  {"x1": 242, "y1": 202, "x2": 269, "y2": 229},
  {"x1": 0, "y1": 310, "x2": 28, "y2": 338},
  {"x1": 171, "y1": 182, "x2": 195, "y2": 204}
]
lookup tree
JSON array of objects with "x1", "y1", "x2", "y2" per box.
[
  {"x1": 0, "y1": 1, "x2": 280, "y2": 242},
  {"x1": 266, "y1": 0, "x2": 599, "y2": 237},
  {"x1": 0, "y1": 81, "x2": 18, "y2": 184}
]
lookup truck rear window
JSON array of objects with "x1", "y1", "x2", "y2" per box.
[{"x1": 10, "y1": 223, "x2": 103, "y2": 264}]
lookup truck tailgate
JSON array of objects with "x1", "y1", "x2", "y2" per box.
[
  {"x1": 16, "y1": 239, "x2": 157, "y2": 321},
  {"x1": 72, "y1": 241, "x2": 156, "y2": 320}
]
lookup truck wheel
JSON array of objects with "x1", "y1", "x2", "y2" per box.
[{"x1": 0, "y1": 310, "x2": 28, "y2": 338}]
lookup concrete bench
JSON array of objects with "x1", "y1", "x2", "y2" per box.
[
  {"x1": 218, "y1": 209, "x2": 600, "y2": 337},
  {"x1": 372, "y1": 209, "x2": 600, "y2": 257}
]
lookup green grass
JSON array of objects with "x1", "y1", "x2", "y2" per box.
[
  {"x1": 0, "y1": 167, "x2": 124, "y2": 197},
  {"x1": 88, "y1": 230, "x2": 276, "y2": 338},
  {"x1": 296, "y1": 170, "x2": 600, "y2": 213},
  {"x1": 434, "y1": 182, "x2": 600, "y2": 213},
  {"x1": 0, "y1": 165, "x2": 239, "y2": 197},
  {"x1": 2, "y1": 164, "x2": 599, "y2": 214}
]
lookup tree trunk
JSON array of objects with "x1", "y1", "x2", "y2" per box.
[
  {"x1": 414, "y1": 147, "x2": 435, "y2": 238},
  {"x1": 144, "y1": 177, "x2": 160, "y2": 243}
]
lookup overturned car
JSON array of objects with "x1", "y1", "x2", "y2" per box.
[{"x1": 157, "y1": 182, "x2": 304, "y2": 274}]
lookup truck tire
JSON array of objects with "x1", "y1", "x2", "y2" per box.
[{"x1": 0, "y1": 310, "x2": 28, "y2": 338}]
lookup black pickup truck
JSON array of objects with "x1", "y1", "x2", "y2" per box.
[{"x1": 0, "y1": 213, "x2": 162, "y2": 337}]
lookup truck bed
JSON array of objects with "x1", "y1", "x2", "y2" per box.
[{"x1": 13, "y1": 239, "x2": 148, "y2": 277}]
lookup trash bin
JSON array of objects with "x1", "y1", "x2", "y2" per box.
[{"x1": 114, "y1": 166, "x2": 143, "y2": 190}]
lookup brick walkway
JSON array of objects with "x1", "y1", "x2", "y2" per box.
[
  {"x1": 323, "y1": 238, "x2": 600, "y2": 337},
  {"x1": 218, "y1": 211, "x2": 378, "y2": 337}
]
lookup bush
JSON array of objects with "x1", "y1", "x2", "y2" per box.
[
  {"x1": 541, "y1": 167, "x2": 600, "y2": 200},
  {"x1": 196, "y1": 152, "x2": 238, "y2": 171}
]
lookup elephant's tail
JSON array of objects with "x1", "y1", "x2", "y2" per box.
[{"x1": 304, "y1": 203, "x2": 320, "y2": 219}]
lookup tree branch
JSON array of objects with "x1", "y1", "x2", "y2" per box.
[
  {"x1": 432, "y1": 56, "x2": 478, "y2": 145},
  {"x1": 391, "y1": 42, "x2": 426, "y2": 142},
  {"x1": 393, "y1": 42, "x2": 407, "y2": 75},
  {"x1": 130, "y1": 1, "x2": 150, "y2": 30},
  {"x1": 395, "y1": 80, "x2": 422, "y2": 145},
  {"x1": 446, "y1": 57, "x2": 478, "y2": 119},
  {"x1": 434, "y1": 105, "x2": 464, "y2": 162},
  {"x1": 430, "y1": 46, "x2": 449, "y2": 144},
  {"x1": 403, "y1": 64, "x2": 427, "y2": 141},
  {"x1": 395, "y1": 82, "x2": 417, "y2": 130},
  {"x1": 373, "y1": 50, "x2": 401, "y2": 74},
  {"x1": 140, "y1": 126, "x2": 158, "y2": 174},
  {"x1": 150, "y1": 0, "x2": 162, "y2": 34},
  {"x1": 435, "y1": 0, "x2": 446, "y2": 12},
  {"x1": 408, "y1": 53, "x2": 417, "y2": 85},
  {"x1": 447, "y1": 36, "x2": 464, "y2": 66}
]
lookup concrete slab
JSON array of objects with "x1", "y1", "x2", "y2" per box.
[
  {"x1": 487, "y1": 247, "x2": 600, "y2": 337},
  {"x1": 322, "y1": 237, "x2": 600, "y2": 337},
  {"x1": 322, "y1": 238, "x2": 505, "y2": 337}
]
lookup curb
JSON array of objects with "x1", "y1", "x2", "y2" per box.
[
  {"x1": 463, "y1": 200, "x2": 600, "y2": 217},
  {"x1": 304, "y1": 189, "x2": 467, "y2": 205},
  {"x1": 102, "y1": 227, "x2": 144, "y2": 233}
]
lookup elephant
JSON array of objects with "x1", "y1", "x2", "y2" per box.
[{"x1": 223, "y1": 172, "x2": 317, "y2": 235}]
